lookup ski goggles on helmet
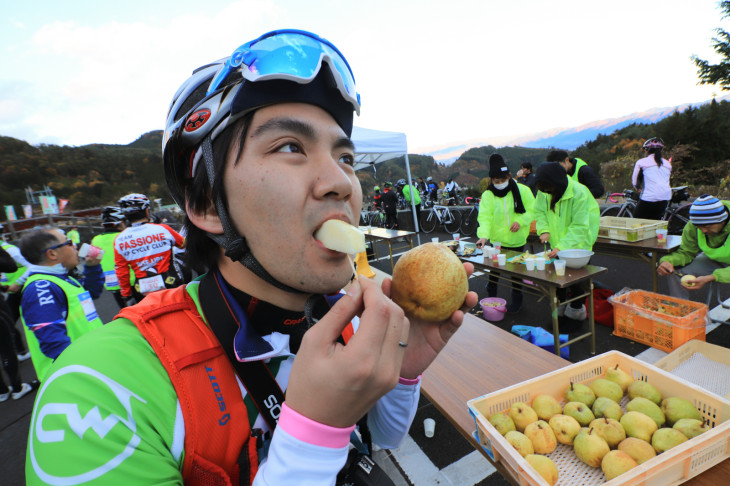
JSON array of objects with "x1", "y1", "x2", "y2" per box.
[{"x1": 207, "y1": 29, "x2": 360, "y2": 115}]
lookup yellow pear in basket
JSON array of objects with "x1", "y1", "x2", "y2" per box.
[
  {"x1": 601, "y1": 450, "x2": 639, "y2": 480},
  {"x1": 531, "y1": 394, "x2": 562, "y2": 421},
  {"x1": 605, "y1": 364, "x2": 635, "y2": 392},
  {"x1": 573, "y1": 427, "x2": 610, "y2": 468},
  {"x1": 627, "y1": 381, "x2": 662, "y2": 405},
  {"x1": 509, "y1": 402, "x2": 538, "y2": 432},
  {"x1": 673, "y1": 418, "x2": 709, "y2": 439},
  {"x1": 626, "y1": 397, "x2": 666, "y2": 428},
  {"x1": 592, "y1": 397, "x2": 624, "y2": 421},
  {"x1": 590, "y1": 378, "x2": 624, "y2": 403},
  {"x1": 589, "y1": 417, "x2": 626, "y2": 449},
  {"x1": 661, "y1": 397, "x2": 703, "y2": 426},
  {"x1": 620, "y1": 411, "x2": 658, "y2": 442},
  {"x1": 563, "y1": 401, "x2": 595, "y2": 427},
  {"x1": 651, "y1": 427, "x2": 689, "y2": 453},
  {"x1": 618, "y1": 437, "x2": 656, "y2": 464},
  {"x1": 525, "y1": 454, "x2": 558, "y2": 486},
  {"x1": 504, "y1": 430, "x2": 534, "y2": 457},
  {"x1": 524, "y1": 420, "x2": 557, "y2": 454},
  {"x1": 488, "y1": 412, "x2": 516, "y2": 436},
  {"x1": 548, "y1": 414, "x2": 581, "y2": 445},
  {"x1": 564, "y1": 382, "x2": 596, "y2": 407}
]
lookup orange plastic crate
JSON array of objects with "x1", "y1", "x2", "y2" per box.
[{"x1": 609, "y1": 290, "x2": 707, "y2": 353}]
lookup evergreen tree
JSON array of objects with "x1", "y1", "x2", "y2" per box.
[{"x1": 692, "y1": 1, "x2": 730, "y2": 90}]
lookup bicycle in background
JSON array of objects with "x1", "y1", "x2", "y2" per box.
[
  {"x1": 419, "y1": 205, "x2": 462, "y2": 234},
  {"x1": 460, "y1": 197, "x2": 480, "y2": 236},
  {"x1": 600, "y1": 186, "x2": 692, "y2": 235}
]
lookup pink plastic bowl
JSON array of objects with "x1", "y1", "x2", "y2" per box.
[{"x1": 480, "y1": 297, "x2": 507, "y2": 321}]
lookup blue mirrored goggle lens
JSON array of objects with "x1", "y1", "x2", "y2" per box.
[{"x1": 207, "y1": 30, "x2": 359, "y2": 109}]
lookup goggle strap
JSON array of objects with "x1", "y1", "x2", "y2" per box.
[{"x1": 200, "y1": 136, "x2": 305, "y2": 294}]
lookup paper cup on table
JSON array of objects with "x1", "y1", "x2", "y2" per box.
[
  {"x1": 535, "y1": 256, "x2": 546, "y2": 271},
  {"x1": 497, "y1": 254, "x2": 506, "y2": 266},
  {"x1": 424, "y1": 418, "x2": 436, "y2": 438},
  {"x1": 431, "y1": 237, "x2": 439, "y2": 243},
  {"x1": 554, "y1": 259, "x2": 566, "y2": 276},
  {"x1": 452, "y1": 233, "x2": 460, "y2": 241},
  {"x1": 525, "y1": 259, "x2": 535, "y2": 271},
  {"x1": 493, "y1": 241, "x2": 501, "y2": 251},
  {"x1": 656, "y1": 228, "x2": 668, "y2": 244}
]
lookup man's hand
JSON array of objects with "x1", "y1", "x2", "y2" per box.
[
  {"x1": 285, "y1": 277, "x2": 409, "y2": 428},
  {"x1": 476, "y1": 238, "x2": 487, "y2": 249},
  {"x1": 8, "y1": 282, "x2": 21, "y2": 293},
  {"x1": 510, "y1": 222, "x2": 520, "y2": 232},
  {"x1": 381, "y1": 262, "x2": 478, "y2": 380},
  {"x1": 657, "y1": 261, "x2": 674, "y2": 276},
  {"x1": 548, "y1": 248, "x2": 560, "y2": 259},
  {"x1": 85, "y1": 254, "x2": 103, "y2": 266},
  {"x1": 539, "y1": 232, "x2": 550, "y2": 244}
]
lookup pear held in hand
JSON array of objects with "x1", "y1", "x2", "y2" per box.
[{"x1": 390, "y1": 243, "x2": 468, "y2": 321}]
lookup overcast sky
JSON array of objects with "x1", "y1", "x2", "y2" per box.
[{"x1": 1, "y1": 0, "x2": 725, "y2": 153}]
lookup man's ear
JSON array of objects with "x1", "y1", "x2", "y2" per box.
[{"x1": 186, "y1": 200, "x2": 224, "y2": 235}]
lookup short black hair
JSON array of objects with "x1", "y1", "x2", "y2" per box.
[
  {"x1": 181, "y1": 114, "x2": 253, "y2": 274},
  {"x1": 20, "y1": 227, "x2": 60, "y2": 264},
  {"x1": 520, "y1": 162, "x2": 532, "y2": 170},
  {"x1": 546, "y1": 150, "x2": 569, "y2": 163}
]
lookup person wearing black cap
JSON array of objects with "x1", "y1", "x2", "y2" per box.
[
  {"x1": 475, "y1": 154, "x2": 535, "y2": 313},
  {"x1": 657, "y1": 194, "x2": 730, "y2": 300},
  {"x1": 534, "y1": 162, "x2": 600, "y2": 322},
  {"x1": 381, "y1": 181, "x2": 399, "y2": 228},
  {"x1": 546, "y1": 150, "x2": 604, "y2": 199}
]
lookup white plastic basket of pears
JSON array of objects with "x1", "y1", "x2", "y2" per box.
[{"x1": 467, "y1": 351, "x2": 730, "y2": 486}]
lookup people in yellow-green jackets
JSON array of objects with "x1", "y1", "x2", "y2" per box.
[
  {"x1": 534, "y1": 162, "x2": 600, "y2": 323},
  {"x1": 66, "y1": 226, "x2": 81, "y2": 246},
  {"x1": 476, "y1": 154, "x2": 535, "y2": 313},
  {"x1": 546, "y1": 150, "x2": 604, "y2": 199}
]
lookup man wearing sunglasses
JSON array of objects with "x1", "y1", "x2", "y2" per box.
[
  {"x1": 17, "y1": 227, "x2": 104, "y2": 382},
  {"x1": 26, "y1": 30, "x2": 476, "y2": 485}
]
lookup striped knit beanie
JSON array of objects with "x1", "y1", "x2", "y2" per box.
[{"x1": 689, "y1": 194, "x2": 728, "y2": 225}]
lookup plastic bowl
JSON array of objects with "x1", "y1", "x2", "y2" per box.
[
  {"x1": 480, "y1": 297, "x2": 507, "y2": 321},
  {"x1": 557, "y1": 249, "x2": 594, "y2": 269}
]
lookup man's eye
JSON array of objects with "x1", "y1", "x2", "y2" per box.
[
  {"x1": 340, "y1": 153, "x2": 355, "y2": 166},
  {"x1": 277, "y1": 143, "x2": 301, "y2": 153}
]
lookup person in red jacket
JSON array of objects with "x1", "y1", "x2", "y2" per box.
[{"x1": 113, "y1": 193, "x2": 185, "y2": 302}]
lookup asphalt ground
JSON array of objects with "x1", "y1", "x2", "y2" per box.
[{"x1": 2, "y1": 229, "x2": 729, "y2": 485}]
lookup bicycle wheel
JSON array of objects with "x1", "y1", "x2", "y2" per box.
[
  {"x1": 419, "y1": 210, "x2": 437, "y2": 233},
  {"x1": 443, "y1": 209, "x2": 462, "y2": 234},
  {"x1": 667, "y1": 204, "x2": 691, "y2": 235},
  {"x1": 460, "y1": 209, "x2": 478, "y2": 236}
]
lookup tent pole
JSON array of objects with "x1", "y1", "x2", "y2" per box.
[{"x1": 404, "y1": 153, "x2": 420, "y2": 235}]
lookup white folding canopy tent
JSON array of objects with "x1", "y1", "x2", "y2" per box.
[{"x1": 351, "y1": 126, "x2": 419, "y2": 232}]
